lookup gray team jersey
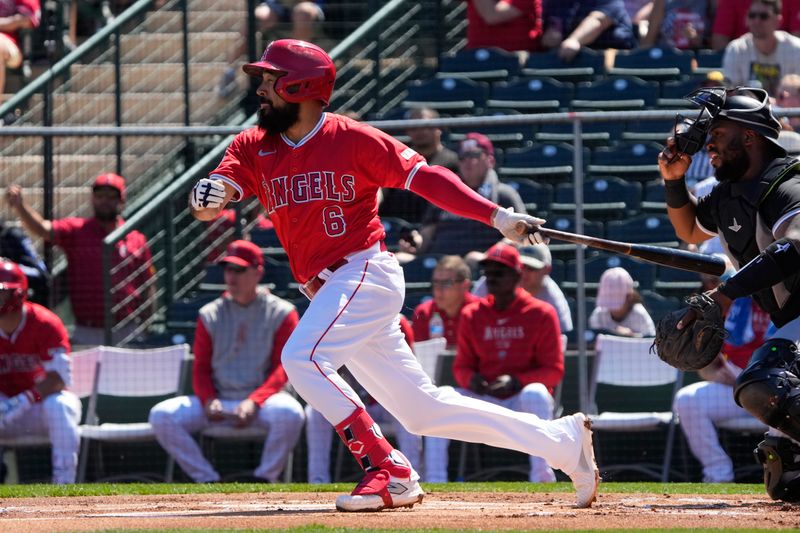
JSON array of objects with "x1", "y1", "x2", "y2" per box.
[{"x1": 199, "y1": 288, "x2": 295, "y2": 401}]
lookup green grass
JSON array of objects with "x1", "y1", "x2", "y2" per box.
[
  {"x1": 92, "y1": 530, "x2": 790, "y2": 533},
  {"x1": 0, "y1": 481, "x2": 766, "y2": 498}
]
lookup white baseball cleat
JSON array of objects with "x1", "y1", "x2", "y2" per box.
[
  {"x1": 335, "y1": 469, "x2": 425, "y2": 512},
  {"x1": 563, "y1": 412, "x2": 600, "y2": 508}
]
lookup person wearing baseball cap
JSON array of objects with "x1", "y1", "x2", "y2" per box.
[
  {"x1": 589, "y1": 267, "x2": 655, "y2": 337},
  {"x1": 519, "y1": 244, "x2": 573, "y2": 334},
  {"x1": 415, "y1": 132, "x2": 527, "y2": 257},
  {"x1": 425, "y1": 241, "x2": 564, "y2": 484},
  {"x1": 5, "y1": 174, "x2": 156, "y2": 346},
  {"x1": 150, "y1": 237, "x2": 305, "y2": 484}
]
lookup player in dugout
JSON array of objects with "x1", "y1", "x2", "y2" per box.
[
  {"x1": 659, "y1": 85, "x2": 800, "y2": 502},
  {"x1": 188, "y1": 39, "x2": 599, "y2": 512}
]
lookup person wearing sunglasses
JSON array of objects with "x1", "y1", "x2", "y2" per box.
[
  {"x1": 150, "y1": 239, "x2": 305, "y2": 484},
  {"x1": 711, "y1": 0, "x2": 800, "y2": 51},
  {"x1": 721, "y1": 0, "x2": 800, "y2": 96}
]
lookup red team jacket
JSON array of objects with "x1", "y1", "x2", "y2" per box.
[
  {"x1": 455, "y1": 287, "x2": 563, "y2": 394},
  {"x1": 0, "y1": 301, "x2": 70, "y2": 397},
  {"x1": 412, "y1": 293, "x2": 478, "y2": 348}
]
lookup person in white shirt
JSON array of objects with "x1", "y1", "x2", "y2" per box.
[{"x1": 589, "y1": 267, "x2": 656, "y2": 337}]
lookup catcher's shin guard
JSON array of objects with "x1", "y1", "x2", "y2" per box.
[
  {"x1": 755, "y1": 435, "x2": 800, "y2": 503},
  {"x1": 334, "y1": 408, "x2": 423, "y2": 512},
  {"x1": 735, "y1": 339, "x2": 800, "y2": 442}
]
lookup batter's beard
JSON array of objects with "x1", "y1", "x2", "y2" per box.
[
  {"x1": 714, "y1": 138, "x2": 750, "y2": 183},
  {"x1": 258, "y1": 102, "x2": 300, "y2": 135}
]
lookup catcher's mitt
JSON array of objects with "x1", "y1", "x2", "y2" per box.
[{"x1": 651, "y1": 292, "x2": 726, "y2": 371}]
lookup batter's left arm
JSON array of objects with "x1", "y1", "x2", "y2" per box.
[{"x1": 189, "y1": 179, "x2": 238, "y2": 222}]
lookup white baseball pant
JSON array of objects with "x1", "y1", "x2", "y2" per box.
[
  {"x1": 0, "y1": 391, "x2": 81, "y2": 484},
  {"x1": 305, "y1": 404, "x2": 422, "y2": 483},
  {"x1": 424, "y1": 383, "x2": 556, "y2": 482},
  {"x1": 281, "y1": 244, "x2": 585, "y2": 477},
  {"x1": 149, "y1": 392, "x2": 304, "y2": 482}
]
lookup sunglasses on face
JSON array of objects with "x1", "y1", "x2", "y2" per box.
[
  {"x1": 748, "y1": 11, "x2": 771, "y2": 20},
  {"x1": 459, "y1": 151, "x2": 485, "y2": 161},
  {"x1": 224, "y1": 264, "x2": 248, "y2": 274},
  {"x1": 431, "y1": 278, "x2": 463, "y2": 289}
]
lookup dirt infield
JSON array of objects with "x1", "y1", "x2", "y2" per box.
[{"x1": 1, "y1": 491, "x2": 799, "y2": 531}]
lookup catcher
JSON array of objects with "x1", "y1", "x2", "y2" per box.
[{"x1": 656, "y1": 86, "x2": 800, "y2": 501}]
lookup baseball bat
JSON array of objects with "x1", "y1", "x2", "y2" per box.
[{"x1": 521, "y1": 224, "x2": 726, "y2": 276}]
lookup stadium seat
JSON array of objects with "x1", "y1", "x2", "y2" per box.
[
  {"x1": 437, "y1": 47, "x2": 521, "y2": 81},
  {"x1": 545, "y1": 216, "x2": 604, "y2": 256},
  {"x1": 498, "y1": 143, "x2": 580, "y2": 180},
  {"x1": 566, "y1": 253, "x2": 656, "y2": 291},
  {"x1": 487, "y1": 77, "x2": 572, "y2": 112},
  {"x1": 588, "y1": 142, "x2": 662, "y2": 179},
  {"x1": 402, "y1": 254, "x2": 442, "y2": 289},
  {"x1": 521, "y1": 48, "x2": 605, "y2": 82},
  {"x1": 404, "y1": 77, "x2": 489, "y2": 113},
  {"x1": 249, "y1": 227, "x2": 282, "y2": 250},
  {"x1": 449, "y1": 109, "x2": 534, "y2": 149},
  {"x1": 402, "y1": 291, "x2": 432, "y2": 319},
  {"x1": 505, "y1": 180, "x2": 553, "y2": 215},
  {"x1": 381, "y1": 216, "x2": 417, "y2": 250},
  {"x1": 641, "y1": 179, "x2": 666, "y2": 212},
  {"x1": 571, "y1": 77, "x2": 660, "y2": 110},
  {"x1": 551, "y1": 176, "x2": 642, "y2": 218},
  {"x1": 658, "y1": 77, "x2": 701, "y2": 108},
  {"x1": 694, "y1": 49, "x2": 724, "y2": 76},
  {"x1": 640, "y1": 289, "x2": 682, "y2": 323},
  {"x1": 606, "y1": 214, "x2": 678, "y2": 246},
  {"x1": 534, "y1": 120, "x2": 625, "y2": 146},
  {"x1": 609, "y1": 47, "x2": 693, "y2": 81},
  {"x1": 652, "y1": 266, "x2": 703, "y2": 294},
  {"x1": 620, "y1": 119, "x2": 673, "y2": 143}
]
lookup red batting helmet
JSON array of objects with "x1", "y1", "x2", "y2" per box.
[
  {"x1": 0, "y1": 259, "x2": 28, "y2": 315},
  {"x1": 243, "y1": 39, "x2": 336, "y2": 105}
]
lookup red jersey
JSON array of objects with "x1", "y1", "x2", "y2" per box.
[
  {"x1": 0, "y1": 0, "x2": 40, "y2": 46},
  {"x1": 455, "y1": 287, "x2": 563, "y2": 393},
  {"x1": 210, "y1": 113, "x2": 427, "y2": 284},
  {"x1": 0, "y1": 302, "x2": 70, "y2": 397},
  {"x1": 723, "y1": 300, "x2": 772, "y2": 369},
  {"x1": 412, "y1": 293, "x2": 478, "y2": 348},
  {"x1": 465, "y1": 0, "x2": 543, "y2": 52},
  {"x1": 51, "y1": 217, "x2": 155, "y2": 326}
]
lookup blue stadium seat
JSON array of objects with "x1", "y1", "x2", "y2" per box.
[
  {"x1": 606, "y1": 214, "x2": 678, "y2": 245},
  {"x1": 402, "y1": 254, "x2": 442, "y2": 290},
  {"x1": 498, "y1": 143, "x2": 581, "y2": 180},
  {"x1": 488, "y1": 77, "x2": 573, "y2": 112},
  {"x1": 535, "y1": 120, "x2": 625, "y2": 147},
  {"x1": 572, "y1": 77, "x2": 660, "y2": 110},
  {"x1": 404, "y1": 77, "x2": 489, "y2": 113},
  {"x1": 588, "y1": 142, "x2": 662, "y2": 179},
  {"x1": 546, "y1": 216, "x2": 604, "y2": 256},
  {"x1": 641, "y1": 179, "x2": 666, "y2": 212},
  {"x1": 640, "y1": 289, "x2": 682, "y2": 323},
  {"x1": 381, "y1": 217, "x2": 417, "y2": 250},
  {"x1": 263, "y1": 259, "x2": 295, "y2": 297},
  {"x1": 609, "y1": 47, "x2": 693, "y2": 81},
  {"x1": 565, "y1": 254, "x2": 656, "y2": 291},
  {"x1": 250, "y1": 227, "x2": 282, "y2": 249},
  {"x1": 658, "y1": 77, "x2": 702, "y2": 108},
  {"x1": 449, "y1": 109, "x2": 534, "y2": 149},
  {"x1": 522, "y1": 48, "x2": 605, "y2": 82},
  {"x1": 694, "y1": 49, "x2": 724, "y2": 76},
  {"x1": 653, "y1": 265, "x2": 703, "y2": 294},
  {"x1": 505, "y1": 180, "x2": 553, "y2": 215},
  {"x1": 551, "y1": 176, "x2": 642, "y2": 218},
  {"x1": 437, "y1": 47, "x2": 521, "y2": 81},
  {"x1": 621, "y1": 119, "x2": 673, "y2": 143}
]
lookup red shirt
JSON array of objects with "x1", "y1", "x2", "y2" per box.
[
  {"x1": 192, "y1": 307, "x2": 298, "y2": 407},
  {"x1": 723, "y1": 300, "x2": 772, "y2": 369},
  {"x1": 465, "y1": 0, "x2": 542, "y2": 51},
  {"x1": 0, "y1": 302, "x2": 70, "y2": 397},
  {"x1": 713, "y1": 0, "x2": 800, "y2": 40},
  {"x1": 210, "y1": 114, "x2": 427, "y2": 284},
  {"x1": 51, "y1": 217, "x2": 154, "y2": 326},
  {"x1": 0, "y1": 0, "x2": 40, "y2": 46},
  {"x1": 412, "y1": 292, "x2": 478, "y2": 348},
  {"x1": 455, "y1": 287, "x2": 563, "y2": 393}
]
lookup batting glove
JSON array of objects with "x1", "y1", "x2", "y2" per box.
[
  {"x1": 191, "y1": 178, "x2": 226, "y2": 210},
  {"x1": 492, "y1": 207, "x2": 547, "y2": 245},
  {"x1": 0, "y1": 392, "x2": 33, "y2": 429}
]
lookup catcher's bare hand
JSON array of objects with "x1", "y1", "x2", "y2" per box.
[
  {"x1": 492, "y1": 207, "x2": 547, "y2": 245},
  {"x1": 658, "y1": 137, "x2": 692, "y2": 181}
]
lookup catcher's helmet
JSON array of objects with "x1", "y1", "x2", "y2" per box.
[
  {"x1": 0, "y1": 259, "x2": 28, "y2": 315},
  {"x1": 243, "y1": 39, "x2": 336, "y2": 105}
]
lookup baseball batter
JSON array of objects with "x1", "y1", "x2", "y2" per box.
[{"x1": 189, "y1": 39, "x2": 599, "y2": 512}]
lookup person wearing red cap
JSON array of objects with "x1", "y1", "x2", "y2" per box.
[
  {"x1": 150, "y1": 239, "x2": 304, "y2": 483},
  {"x1": 415, "y1": 132, "x2": 527, "y2": 258},
  {"x1": 189, "y1": 39, "x2": 598, "y2": 512},
  {"x1": 424, "y1": 242, "x2": 564, "y2": 484},
  {"x1": 5, "y1": 174, "x2": 156, "y2": 346}
]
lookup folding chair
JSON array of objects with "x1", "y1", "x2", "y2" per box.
[
  {"x1": 609, "y1": 47, "x2": 693, "y2": 81},
  {"x1": 413, "y1": 338, "x2": 448, "y2": 385},
  {"x1": 572, "y1": 77, "x2": 660, "y2": 110},
  {"x1": 437, "y1": 47, "x2": 521, "y2": 81},
  {"x1": 404, "y1": 77, "x2": 489, "y2": 114},
  {"x1": 77, "y1": 344, "x2": 190, "y2": 482},
  {"x1": 589, "y1": 334, "x2": 684, "y2": 481},
  {"x1": 0, "y1": 347, "x2": 99, "y2": 484}
]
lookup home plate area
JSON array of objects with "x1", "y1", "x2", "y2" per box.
[{"x1": 0, "y1": 491, "x2": 798, "y2": 531}]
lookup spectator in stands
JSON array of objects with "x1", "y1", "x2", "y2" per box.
[
  {"x1": 149, "y1": 240, "x2": 304, "y2": 483},
  {"x1": 711, "y1": 0, "x2": 800, "y2": 51},
  {"x1": 463, "y1": 0, "x2": 543, "y2": 52},
  {"x1": 305, "y1": 315, "x2": 422, "y2": 483},
  {"x1": 0, "y1": 259, "x2": 81, "y2": 484},
  {"x1": 640, "y1": 0, "x2": 714, "y2": 49},
  {"x1": 589, "y1": 267, "x2": 655, "y2": 337},
  {"x1": 775, "y1": 73, "x2": 800, "y2": 130},
  {"x1": 412, "y1": 255, "x2": 478, "y2": 349},
  {"x1": 518, "y1": 244, "x2": 573, "y2": 334},
  {"x1": 0, "y1": 0, "x2": 40, "y2": 105},
  {"x1": 6, "y1": 174, "x2": 156, "y2": 346},
  {"x1": 415, "y1": 133, "x2": 526, "y2": 257},
  {"x1": 380, "y1": 107, "x2": 459, "y2": 226},
  {"x1": 674, "y1": 258, "x2": 773, "y2": 482},
  {"x1": 424, "y1": 242, "x2": 563, "y2": 483},
  {"x1": 219, "y1": 1, "x2": 326, "y2": 97},
  {"x1": 721, "y1": 0, "x2": 800, "y2": 97},
  {"x1": 623, "y1": 0, "x2": 653, "y2": 38},
  {"x1": 541, "y1": 0, "x2": 637, "y2": 62},
  {"x1": 0, "y1": 218, "x2": 49, "y2": 305}
]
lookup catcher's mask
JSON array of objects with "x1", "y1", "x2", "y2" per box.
[{"x1": 674, "y1": 86, "x2": 785, "y2": 156}]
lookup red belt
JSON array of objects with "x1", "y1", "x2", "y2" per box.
[{"x1": 301, "y1": 241, "x2": 387, "y2": 299}]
